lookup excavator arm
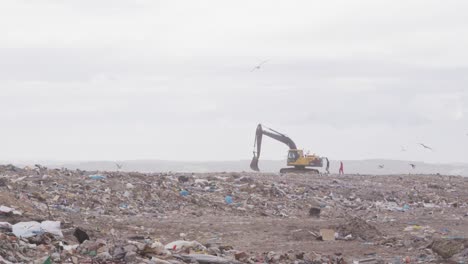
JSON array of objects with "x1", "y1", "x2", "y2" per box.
[{"x1": 250, "y1": 124, "x2": 297, "y2": 171}]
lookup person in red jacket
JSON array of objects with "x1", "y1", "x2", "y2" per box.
[{"x1": 339, "y1": 161, "x2": 344, "y2": 175}]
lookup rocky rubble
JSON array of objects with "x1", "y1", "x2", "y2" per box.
[{"x1": 0, "y1": 164, "x2": 467, "y2": 263}]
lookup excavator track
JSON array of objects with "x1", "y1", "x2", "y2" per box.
[{"x1": 279, "y1": 167, "x2": 320, "y2": 174}]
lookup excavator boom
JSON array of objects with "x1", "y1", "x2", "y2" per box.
[{"x1": 250, "y1": 124, "x2": 297, "y2": 171}]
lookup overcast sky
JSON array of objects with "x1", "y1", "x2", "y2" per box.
[{"x1": 1, "y1": 0, "x2": 468, "y2": 163}]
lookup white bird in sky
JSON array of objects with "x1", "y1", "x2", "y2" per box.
[{"x1": 251, "y1": 60, "x2": 268, "y2": 72}]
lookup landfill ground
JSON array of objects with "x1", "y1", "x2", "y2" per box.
[{"x1": 1, "y1": 164, "x2": 468, "y2": 263}]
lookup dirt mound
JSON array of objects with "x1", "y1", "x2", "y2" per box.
[
  {"x1": 431, "y1": 238, "x2": 468, "y2": 259},
  {"x1": 335, "y1": 217, "x2": 383, "y2": 241}
]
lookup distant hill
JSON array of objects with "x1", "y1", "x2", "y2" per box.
[{"x1": 9, "y1": 159, "x2": 468, "y2": 176}]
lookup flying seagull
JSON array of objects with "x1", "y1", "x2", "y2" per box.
[
  {"x1": 419, "y1": 143, "x2": 433, "y2": 151},
  {"x1": 251, "y1": 60, "x2": 268, "y2": 72},
  {"x1": 115, "y1": 163, "x2": 123, "y2": 170},
  {"x1": 378, "y1": 165, "x2": 384, "y2": 169},
  {"x1": 409, "y1": 164, "x2": 416, "y2": 169}
]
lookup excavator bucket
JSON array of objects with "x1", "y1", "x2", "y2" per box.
[{"x1": 250, "y1": 153, "x2": 260, "y2": 171}]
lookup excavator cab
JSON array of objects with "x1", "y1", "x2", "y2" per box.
[{"x1": 287, "y1": 150, "x2": 300, "y2": 163}]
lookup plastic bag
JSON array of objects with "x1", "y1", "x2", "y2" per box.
[{"x1": 12, "y1": 221, "x2": 63, "y2": 238}]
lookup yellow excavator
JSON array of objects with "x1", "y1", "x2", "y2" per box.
[{"x1": 250, "y1": 124, "x2": 324, "y2": 173}]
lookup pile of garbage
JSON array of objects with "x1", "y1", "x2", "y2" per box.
[
  {"x1": 0, "y1": 220, "x2": 349, "y2": 264},
  {"x1": 334, "y1": 217, "x2": 382, "y2": 241},
  {"x1": 0, "y1": 164, "x2": 354, "y2": 263},
  {"x1": 1, "y1": 164, "x2": 468, "y2": 263}
]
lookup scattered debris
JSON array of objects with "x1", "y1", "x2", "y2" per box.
[
  {"x1": 0, "y1": 164, "x2": 466, "y2": 263},
  {"x1": 73, "y1": 227, "x2": 90, "y2": 244},
  {"x1": 320, "y1": 229, "x2": 336, "y2": 241},
  {"x1": 225, "y1": 195, "x2": 233, "y2": 205},
  {"x1": 309, "y1": 207, "x2": 321, "y2": 217},
  {"x1": 12, "y1": 221, "x2": 63, "y2": 238},
  {"x1": 335, "y1": 217, "x2": 382, "y2": 241},
  {"x1": 165, "y1": 240, "x2": 206, "y2": 252},
  {"x1": 88, "y1": 174, "x2": 106, "y2": 180},
  {"x1": 431, "y1": 238, "x2": 467, "y2": 259}
]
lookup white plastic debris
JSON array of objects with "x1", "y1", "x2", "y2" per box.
[
  {"x1": 0, "y1": 205, "x2": 21, "y2": 215},
  {"x1": 0, "y1": 205, "x2": 14, "y2": 213},
  {"x1": 145, "y1": 241, "x2": 171, "y2": 256},
  {"x1": 165, "y1": 240, "x2": 206, "y2": 251},
  {"x1": 11, "y1": 176, "x2": 26, "y2": 183},
  {"x1": 12, "y1": 221, "x2": 63, "y2": 238},
  {"x1": 194, "y1": 179, "x2": 209, "y2": 185},
  {"x1": 12, "y1": 221, "x2": 41, "y2": 238},
  {"x1": 41, "y1": 221, "x2": 64, "y2": 237},
  {"x1": 59, "y1": 241, "x2": 79, "y2": 252}
]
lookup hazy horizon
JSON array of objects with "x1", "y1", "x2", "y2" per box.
[
  {"x1": 4, "y1": 158, "x2": 468, "y2": 177},
  {"x1": 3, "y1": 157, "x2": 468, "y2": 165}
]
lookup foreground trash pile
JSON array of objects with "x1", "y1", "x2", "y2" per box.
[{"x1": 1, "y1": 164, "x2": 468, "y2": 263}]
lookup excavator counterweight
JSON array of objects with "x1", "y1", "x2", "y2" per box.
[{"x1": 250, "y1": 124, "x2": 324, "y2": 174}]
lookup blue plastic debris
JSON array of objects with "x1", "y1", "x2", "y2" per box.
[
  {"x1": 89, "y1": 175, "x2": 106, "y2": 180},
  {"x1": 225, "y1": 196, "x2": 233, "y2": 205},
  {"x1": 180, "y1": 190, "x2": 189, "y2": 196}
]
